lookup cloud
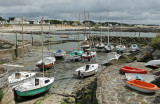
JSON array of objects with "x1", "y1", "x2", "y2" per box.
[{"x1": 0, "y1": 0, "x2": 160, "y2": 24}]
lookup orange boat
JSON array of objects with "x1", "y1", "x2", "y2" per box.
[{"x1": 125, "y1": 80, "x2": 158, "y2": 93}]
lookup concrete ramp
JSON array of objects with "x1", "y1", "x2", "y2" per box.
[{"x1": 125, "y1": 73, "x2": 155, "y2": 83}]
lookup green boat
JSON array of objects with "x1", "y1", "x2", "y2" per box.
[
  {"x1": 13, "y1": 77, "x2": 54, "y2": 97},
  {"x1": 70, "y1": 50, "x2": 83, "y2": 56}
]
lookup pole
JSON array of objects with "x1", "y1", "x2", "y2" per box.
[
  {"x1": 78, "y1": 13, "x2": 80, "y2": 51},
  {"x1": 41, "y1": 18, "x2": 44, "y2": 77},
  {"x1": 16, "y1": 32, "x2": 18, "y2": 58},
  {"x1": 120, "y1": 16, "x2": 122, "y2": 45},
  {"x1": 100, "y1": 17, "x2": 102, "y2": 43},
  {"x1": 31, "y1": 32, "x2": 33, "y2": 46},
  {"x1": 108, "y1": 11, "x2": 109, "y2": 44},
  {"x1": 84, "y1": 9, "x2": 86, "y2": 41},
  {"x1": 22, "y1": 16, "x2": 25, "y2": 69}
]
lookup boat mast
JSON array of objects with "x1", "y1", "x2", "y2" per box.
[
  {"x1": 78, "y1": 13, "x2": 80, "y2": 51},
  {"x1": 120, "y1": 16, "x2": 122, "y2": 45},
  {"x1": 22, "y1": 16, "x2": 25, "y2": 70},
  {"x1": 100, "y1": 17, "x2": 102, "y2": 43},
  {"x1": 41, "y1": 17, "x2": 44, "y2": 77},
  {"x1": 108, "y1": 11, "x2": 109, "y2": 44},
  {"x1": 88, "y1": 13, "x2": 91, "y2": 42},
  {"x1": 84, "y1": 9, "x2": 87, "y2": 41},
  {"x1": 49, "y1": 21, "x2": 51, "y2": 52}
]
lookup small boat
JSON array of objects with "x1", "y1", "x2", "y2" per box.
[
  {"x1": 116, "y1": 45, "x2": 126, "y2": 52},
  {"x1": 125, "y1": 80, "x2": 158, "y2": 93},
  {"x1": 13, "y1": 77, "x2": 54, "y2": 97},
  {"x1": 120, "y1": 66, "x2": 147, "y2": 74},
  {"x1": 130, "y1": 44, "x2": 139, "y2": 52},
  {"x1": 36, "y1": 57, "x2": 56, "y2": 70},
  {"x1": 53, "y1": 50, "x2": 66, "y2": 58},
  {"x1": 80, "y1": 41, "x2": 90, "y2": 49},
  {"x1": 145, "y1": 60, "x2": 160, "y2": 67},
  {"x1": 104, "y1": 43, "x2": 114, "y2": 52},
  {"x1": 82, "y1": 51, "x2": 96, "y2": 60},
  {"x1": 9, "y1": 72, "x2": 36, "y2": 87},
  {"x1": 75, "y1": 64, "x2": 98, "y2": 78},
  {"x1": 70, "y1": 50, "x2": 83, "y2": 61},
  {"x1": 95, "y1": 42, "x2": 105, "y2": 49}
]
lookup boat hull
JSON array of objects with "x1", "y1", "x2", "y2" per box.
[
  {"x1": 120, "y1": 66, "x2": 147, "y2": 74},
  {"x1": 15, "y1": 83, "x2": 53, "y2": 97},
  {"x1": 125, "y1": 80, "x2": 158, "y2": 93}
]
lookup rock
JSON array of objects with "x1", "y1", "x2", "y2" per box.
[{"x1": 152, "y1": 49, "x2": 160, "y2": 60}]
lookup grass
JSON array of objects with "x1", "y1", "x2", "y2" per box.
[
  {"x1": 150, "y1": 34, "x2": 160, "y2": 49},
  {"x1": 0, "y1": 88, "x2": 3, "y2": 102}
]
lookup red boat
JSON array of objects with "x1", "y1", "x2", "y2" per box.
[{"x1": 120, "y1": 66, "x2": 147, "y2": 74}]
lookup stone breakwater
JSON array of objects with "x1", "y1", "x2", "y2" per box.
[
  {"x1": 96, "y1": 62, "x2": 160, "y2": 104},
  {"x1": 0, "y1": 67, "x2": 15, "y2": 104}
]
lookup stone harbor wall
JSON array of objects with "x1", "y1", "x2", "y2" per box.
[
  {"x1": 0, "y1": 44, "x2": 32, "y2": 63},
  {"x1": 0, "y1": 67, "x2": 15, "y2": 104}
]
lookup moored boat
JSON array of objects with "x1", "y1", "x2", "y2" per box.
[
  {"x1": 53, "y1": 50, "x2": 66, "y2": 58},
  {"x1": 145, "y1": 60, "x2": 160, "y2": 67},
  {"x1": 75, "y1": 64, "x2": 98, "y2": 78},
  {"x1": 82, "y1": 51, "x2": 96, "y2": 61},
  {"x1": 36, "y1": 57, "x2": 56, "y2": 70},
  {"x1": 9, "y1": 72, "x2": 36, "y2": 88},
  {"x1": 13, "y1": 77, "x2": 54, "y2": 97},
  {"x1": 130, "y1": 44, "x2": 139, "y2": 52},
  {"x1": 125, "y1": 80, "x2": 158, "y2": 93},
  {"x1": 120, "y1": 66, "x2": 147, "y2": 74},
  {"x1": 116, "y1": 45, "x2": 126, "y2": 52}
]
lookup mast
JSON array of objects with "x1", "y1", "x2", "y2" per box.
[
  {"x1": 100, "y1": 17, "x2": 102, "y2": 43},
  {"x1": 108, "y1": 11, "x2": 109, "y2": 44},
  {"x1": 41, "y1": 17, "x2": 44, "y2": 77},
  {"x1": 84, "y1": 9, "x2": 86, "y2": 41},
  {"x1": 49, "y1": 21, "x2": 51, "y2": 52},
  {"x1": 120, "y1": 16, "x2": 122, "y2": 45},
  {"x1": 22, "y1": 16, "x2": 25, "y2": 70},
  {"x1": 78, "y1": 13, "x2": 80, "y2": 51},
  {"x1": 88, "y1": 13, "x2": 91, "y2": 42}
]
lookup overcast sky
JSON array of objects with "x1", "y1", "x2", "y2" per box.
[{"x1": 0, "y1": 0, "x2": 160, "y2": 24}]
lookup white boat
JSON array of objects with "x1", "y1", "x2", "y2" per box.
[
  {"x1": 13, "y1": 77, "x2": 54, "y2": 97},
  {"x1": 145, "y1": 60, "x2": 160, "y2": 67},
  {"x1": 82, "y1": 51, "x2": 96, "y2": 61},
  {"x1": 116, "y1": 45, "x2": 126, "y2": 52},
  {"x1": 36, "y1": 57, "x2": 56, "y2": 70},
  {"x1": 95, "y1": 42, "x2": 105, "y2": 49},
  {"x1": 53, "y1": 50, "x2": 66, "y2": 58},
  {"x1": 9, "y1": 72, "x2": 36, "y2": 88},
  {"x1": 130, "y1": 44, "x2": 139, "y2": 52},
  {"x1": 75, "y1": 64, "x2": 98, "y2": 78}
]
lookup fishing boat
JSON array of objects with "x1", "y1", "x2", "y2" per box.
[
  {"x1": 125, "y1": 80, "x2": 158, "y2": 93},
  {"x1": 145, "y1": 60, "x2": 160, "y2": 67},
  {"x1": 75, "y1": 64, "x2": 98, "y2": 78},
  {"x1": 36, "y1": 57, "x2": 56, "y2": 70},
  {"x1": 9, "y1": 72, "x2": 36, "y2": 87},
  {"x1": 53, "y1": 50, "x2": 66, "y2": 58},
  {"x1": 120, "y1": 66, "x2": 147, "y2": 74},
  {"x1": 13, "y1": 77, "x2": 54, "y2": 97},
  {"x1": 130, "y1": 44, "x2": 139, "y2": 52}
]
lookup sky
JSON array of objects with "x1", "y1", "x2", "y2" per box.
[{"x1": 0, "y1": 0, "x2": 160, "y2": 24}]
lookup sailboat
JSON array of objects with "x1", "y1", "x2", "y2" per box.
[
  {"x1": 8, "y1": 17, "x2": 36, "y2": 88},
  {"x1": 95, "y1": 17, "x2": 105, "y2": 49},
  {"x1": 116, "y1": 16, "x2": 126, "y2": 52},
  {"x1": 104, "y1": 11, "x2": 114, "y2": 51},
  {"x1": 70, "y1": 13, "x2": 83, "y2": 61},
  {"x1": 75, "y1": 64, "x2": 99, "y2": 78},
  {"x1": 13, "y1": 17, "x2": 54, "y2": 99}
]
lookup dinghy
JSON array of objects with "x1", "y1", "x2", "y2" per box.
[
  {"x1": 9, "y1": 72, "x2": 36, "y2": 87},
  {"x1": 120, "y1": 66, "x2": 147, "y2": 74},
  {"x1": 70, "y1": 50, "x2": 83, "y2": 61},
  {"x1": 36, "y1": 57, "x2": 56, "y2": 70},
  {"x1": 75, "y1": 64, "x2": 98, "y2": 78},
  {"x1": 125, "y1": 80, "x2": 158, "y2": 93},
  {"x1": 53, "y1": 50, "x2": 66, "y2": 58},
  {"x1": 13, "y1": 77, "x2": 54, "y2": 97},
  {"x1": 145, "y1": 60, "x2": 160, "y2": 67},
  {"x1": 104, "y1": 43, "x2": 114, "y2": 52},
  {"x1": 95, "y1": 42, "x2": 105, "y2": 49},
  {"x1": 130, "y1": 44, "x2": 139, "y2": 52}
]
